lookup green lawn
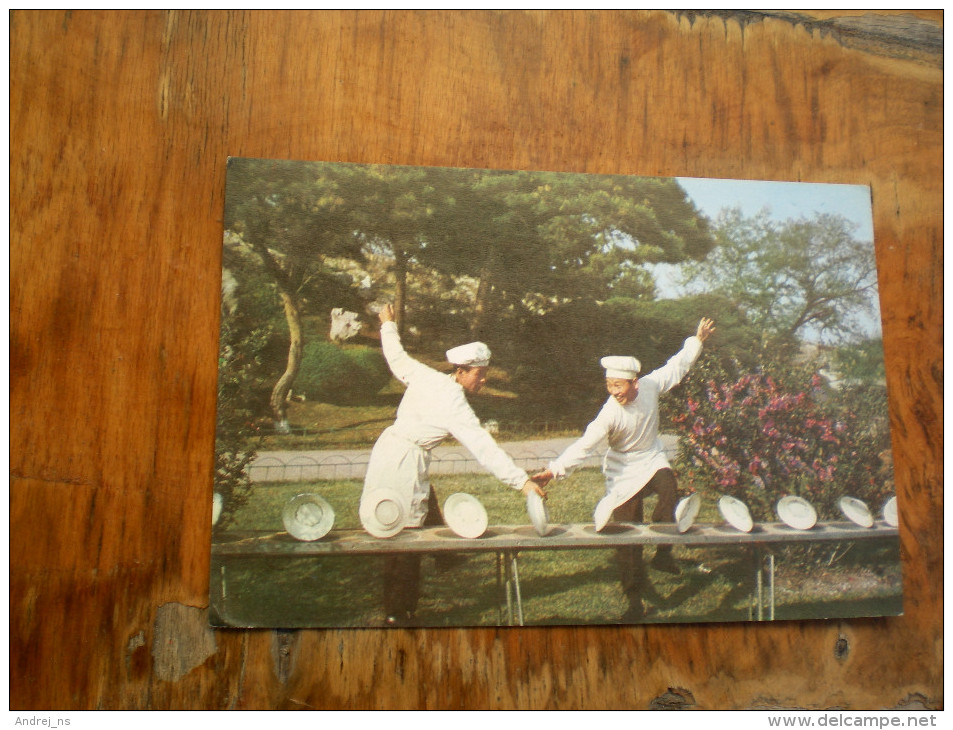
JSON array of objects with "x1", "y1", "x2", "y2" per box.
[{"x1": 210, "y1": 469, "x2": 902, "y2": 628}]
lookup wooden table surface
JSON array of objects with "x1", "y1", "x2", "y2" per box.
[{"x1": 10, "y1": 10, "x2": 942, "y2": 710}]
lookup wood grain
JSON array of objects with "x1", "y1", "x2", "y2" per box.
[{"x1": 10, "y1": 9, "x2": 942, "y2": 710}]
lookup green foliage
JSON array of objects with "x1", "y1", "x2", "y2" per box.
[
  {"x1": 419, "y1": 169, "x2": 716, "y2": 339},
  {"x1": 295, "y1": 341, "x2": 391, "y2": 405},
  {"x1": 224, "y1": 159, "x2": 378, "y2": 422},
  {"x1": 215, "y1": 240, "x2": 298, "y2": 530},
  {"x1": 224, "y1": 158, "x2": 365, "y2": 265},
  {"x1": 221, "y1": 160, "x2": 720, "y2": 417},
  {"x1": 831, "y1": 337, "x2": 887, "y2": 382},
  {"x1": 503, "y1": 293, "x2": 760, "y2": 413}
]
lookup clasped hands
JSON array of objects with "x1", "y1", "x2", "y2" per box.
[{"x1": 521, "y1": 468, "x2": 554, "y2": 498}]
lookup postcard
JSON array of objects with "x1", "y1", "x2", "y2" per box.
[{"x1": 210, "y1": 158, "x2": 899, "y2": 628}]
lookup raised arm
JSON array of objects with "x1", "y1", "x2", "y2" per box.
[
  {"x1": 647, "y1": 316, "x2": 715, "y2": 393},
  {"x1": 696, "y1": 317, "x2": 716, "y2": 342},
  {"x1": 377, "y1": 303, "x2": 430, "y2": 385}
]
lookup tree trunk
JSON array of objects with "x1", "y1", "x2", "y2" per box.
[
  {"x1": 247, "y1": 237, "x2": 305, "y2": 432},
  {"x1": 393, "y1": 240, "x2": 409, "y2": 338},
  {"x1": 471, "y1": 260, "x2": 496, "y2": 340},
  {"x1": 270, "y1": 290, "x2": 303, "y2": 432}
]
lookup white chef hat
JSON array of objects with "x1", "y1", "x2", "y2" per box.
[
  {"x1": 446, "y1": 341, "x2": 491, "y2": 368},
  {"x1": 601, "y1": 355, "x2": 641, "y2": 379}
]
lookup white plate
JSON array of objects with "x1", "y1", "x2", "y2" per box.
[
  {"x1": 360, "y1": 488, "x2": 406, "y2": 538},
  {"x1": 282, "y1": 493, "x2": 335, "y2": 541},
  {"x1": 839, "y1": 496, "x2": 874, "y2": 528},
  {"x1": 718, "y1": 495, "x2": 753, "y2": 533},
  {"x1": 526, "y1": 490, "x2": 551, "y2": 536},
  {"x1": 777, "y1": 495, "x2": 817, "y2": 530},
  {"x1": 675, "y1": 493, "x2": 701, "y2": 533},
  {"x1": 593, "y1": 497, "x2": 614, "y2": 532},
  {"x1": 444, "y1": 492, "x2": 489, "y2": 539},
  {"x1": 212, "y1": 493, "x2": 223, "y2": 526},
  {"x1": 882, "y1": 496, "x2": 898, "y2": 527}
]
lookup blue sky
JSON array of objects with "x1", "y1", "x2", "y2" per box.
[{"x1": 676, "y1": 176, "x2": 875, "y2": 240}]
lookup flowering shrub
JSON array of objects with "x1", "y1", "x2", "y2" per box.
[{"x1": 672, "y1": 358, "x2": 893, "y2": 521}]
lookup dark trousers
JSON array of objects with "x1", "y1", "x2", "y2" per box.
[
  {"x1": 382, "y1": 487, "x2": 444, "y2": 617},
  {"x1": 613, "y1": 468, "x2": 678, "y2": 614}
]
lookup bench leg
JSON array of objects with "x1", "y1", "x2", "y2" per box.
[
  {"x1": 756, "y1": 547, "x2": 764, "y2": 621},
  {"x1": 511, "y1": 552, "x2": 524, "y2": 626},
  {"x1": 496, "y1": 552, "x2": 504, "y2": 625},
  {"x1": 753, "y1": 549, "x2": 777, "y2": 621},
  {"x1": 497, "y1": 550, "x2": 525, "y2": 626},
  {"x1": 504, "y1": 551, "x2": 514, "y2": 625}
]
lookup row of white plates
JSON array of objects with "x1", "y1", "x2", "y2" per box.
[
  {"x1": 281, "y1": 490, "x2": 899, "y2": 542},
  {"x1": 527, "y1": 492, "x2": 898, "y2": 538},
  {"x1": 709, "y1": 493, "x2": 898, "y2": 534}
]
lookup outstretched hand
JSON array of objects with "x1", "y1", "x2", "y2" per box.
[
  {"x1": 378, "y1": 302, "x2": 395, "y2": 324},
  {"x1": 696, "y1": 317, "x2": 716, "y2": 342}
]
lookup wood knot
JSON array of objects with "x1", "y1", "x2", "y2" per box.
[{"x1": 834, "y1": 634, "x2": 850, "y2": 661}]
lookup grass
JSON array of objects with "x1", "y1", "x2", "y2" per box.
[{"x1": 210, "y1": 469, "x2": 903, "y2": 628}]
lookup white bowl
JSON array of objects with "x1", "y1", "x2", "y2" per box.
[
  {"x1": 444, "y1": 492, "x2": 489, "y2": 539},
  {"x1": 839, "y1": 496, "x2": 874, "y2": 528},
  {"x1": 675, "y1": 493, "x2": 701, "y2": 533},
  {"x1": 526, "y1": 490, "x2": 551, "y2": 536},
  {"x1": 360, "y1": 488, "x2": 407, "y2": 538},
  {"x1": 593, "y1": 497, "x2": 614, "y2": 532},
  {"x1": 777, "y1": 495, "x2": 817, "y2": 530},
  {"x1": 718, "y1": 494, "x2": 753, "y2": 533},
  {"x1": 283, "y1": 493, "x2": 335, "y2": 541},
  {"x1": 882, "y1": 496, "x2": 898, "y2": 527}
]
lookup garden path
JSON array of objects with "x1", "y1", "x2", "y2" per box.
[{"x1": 249, "y1": 435, "x2": 679, "y2": 483}]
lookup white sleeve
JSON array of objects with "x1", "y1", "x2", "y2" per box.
[
  {"x1": 443, "y1": 394, "x2": 529, "y2": 490},
  {"x1": 645, "y1": 336, "x2": 703, "y2": 394},
  {"x1": 548, "y1": 406, "x2": 612, "y2": 479},
  {"x1": 380, "y1": 320, "x2": 432, "y2": 385}
]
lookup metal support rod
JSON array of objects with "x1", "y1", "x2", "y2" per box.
[
  {"x1": 756, "y1": 547, "x2": 764, "y2": 621},
  {"x1": 511, "y1": 552, "x2": 524, "y2": 626},
  {"x1": 495, "y1": 551, "x2": 503, "y2": 625},
  {"x1": 503, "y1": 550, "x2": 514, "y2": 625},
  {"x1": 746, "y1": 548, "x2": 754, "y2": 620},
  {"x1": 767, "y1": 552, "x2": 776, "y2": 621}
]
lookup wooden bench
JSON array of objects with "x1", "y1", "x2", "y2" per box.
[{"x1": 212, "y1": 521, "x2": 899, "y2": 626}]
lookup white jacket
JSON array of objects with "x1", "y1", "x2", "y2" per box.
[
  {"x1": 548, "y1": 336, "x2": 703, "y2": 509},
  {"x1": 362, "y1": 321, "x2": 528, "y2": 525}
]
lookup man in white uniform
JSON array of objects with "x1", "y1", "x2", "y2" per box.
[
  {"x1": 532, "y1": 317, "x2": 715, "y2": 621},
  {"x1": 362, "y1": 303, "x2": 545, "y2": 626}
]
